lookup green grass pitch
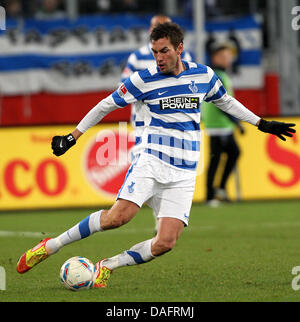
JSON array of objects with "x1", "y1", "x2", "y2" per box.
[{"x1": 1, "y1": 200, "x2": 300, "y2": 302}]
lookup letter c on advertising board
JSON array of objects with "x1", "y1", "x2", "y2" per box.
[{"x1": 3, "y1": 158, "x2": 67, "y2": 197}]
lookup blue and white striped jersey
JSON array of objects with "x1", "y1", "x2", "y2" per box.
[
  {"x1": 121, "y1": 43, "x2": 193, "y2": 158},
  {"x1": 77, "y1": 61, "x2": 260, "y2": 175},
  {"x1": 115, "y1": 61, "x2": 225, "y2": 172}
]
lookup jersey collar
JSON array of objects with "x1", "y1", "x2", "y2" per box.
[{"x1": 156, "y1": 60, "x2": 190, "y2": 78}]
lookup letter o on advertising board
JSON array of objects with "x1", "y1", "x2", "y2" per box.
[{"x1": 35, "y1": 159, "x2": 67, "y2": 196}]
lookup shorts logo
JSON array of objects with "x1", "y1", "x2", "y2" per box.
[
  {"x1": 127, "y1": 181, "x2": 135, "y2": 193},
  {"x1": 118, "y1": 84, "x2": 128, "y2": 97},
  {"x1": 160, "y1": 97, "x2": 199, "y2": 110}
]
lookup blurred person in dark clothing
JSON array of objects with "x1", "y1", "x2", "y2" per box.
[
  {"x1": 5, "y1": 0, "x2": 23, "y2": 18},
  {"x1": 202, "y1": 41, "x2": 244, "y2": 206},
  {"x1": 35, "y1": 0, "x2": 65, "y2": 19}
]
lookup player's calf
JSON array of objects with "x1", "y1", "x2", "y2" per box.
[
  {"x1": 151, "y1": 217, "x2": 184, "y2": 256},
  {"x1": 151, "y1": 235, "x2": 177, "y2": 256}
]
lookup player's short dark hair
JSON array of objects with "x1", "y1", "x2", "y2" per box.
[{"x1": 150, "y1": 22, "x2": 184, "y2": 50}]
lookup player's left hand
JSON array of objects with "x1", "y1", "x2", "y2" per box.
[
  {"x1": 237, "y1": 123, "x2": 245, "y2": 135},
  {"x1": 51, "y1": 133, "x2": 76, "y2": 156},
  {"x1": 258, "y1": 119, "x2": 296, "y2": 141}
]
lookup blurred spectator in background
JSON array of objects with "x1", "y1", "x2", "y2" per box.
[
  {"x1": 97, "y1": 0, "x2": 138, "y2": 13},
  {"x1": 5, "y1": 0, "x2": 23, "y2": 18},
  {"x1": 35, "y1": 0, "x2": 65, "y2": 19},
  {"x1": 205, "y1": 0, "x2": 223, "y2": 18},
  {"x1": 181, "y1": 0, "x2": 223, "y2": 19},
  {"x1": 118, "y1": 0, "x2": 139, "y2": 12},
  {"x1": 97, "y1": 0, "x2": 111, "y2": 12},
  {"x1": 202, "y1": 41, "x2": 244, "y2": 207},
  {"x1": 79, "y1": 0, "x2": 158, "y2": 14}
]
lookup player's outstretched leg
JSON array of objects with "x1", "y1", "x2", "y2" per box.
[
  {"x1": 16, "y1": 210, "x2": 104, "y2": 274},
  {"x1": 93, "y1": 217, "x2": 184, "y2": 288},
  {"x1": 16, "y1": 238, "x2": 51, "y2": 274},
  {"x1": 16, "y1": 200, "x2": 139, "y2": 274},
  {"x1": 93, "y1": 238, "x2": 154, "y2": 288}
]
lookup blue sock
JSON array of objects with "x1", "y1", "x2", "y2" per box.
[{"x1": 102, "y1": 239, "x2": 155, "y2": 270}]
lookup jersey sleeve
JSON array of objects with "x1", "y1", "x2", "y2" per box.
[
  {"x1": 112, "y1": 71, "x2": 145, "y2": 107},
  {"x1": 213, "y1": 94, "x2": 260, "y2": 126},
  {"x1": 77, "y1": 71, "x2": 146, "y2": 133},
  {"x1": 203, "y1": 67, "x2": 227, "y2": 103},
  {"x1": 203, "y1": 66, "x2": 260, "y2": 126},
  {"x1": 182, "y1": 50, "x2": 193, "y2": 62},
  {"x1": 120, "y1": 52, "x2": 138, "y2": 82},
  {"x1": 76, "y1": 95, "x2": 119, "y2": 133}
]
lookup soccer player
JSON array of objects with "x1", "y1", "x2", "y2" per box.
[
  {"x1": 17, "y1": 23, "x2": 296, "y2": 288},
  {"x1": 121, "y1": 15, "x2": 192, "y2": 232}
]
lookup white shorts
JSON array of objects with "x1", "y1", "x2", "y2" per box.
[{"x1": 117, "y1": 154, "x2": 196, "y2": 226}]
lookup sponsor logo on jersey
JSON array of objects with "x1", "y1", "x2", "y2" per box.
[
  {"x1": 118, "y1": 84, "x2": 127, "y2": 97},
  {"x1": 160, "y1": 97, "x2": 199, "y2": 110}
]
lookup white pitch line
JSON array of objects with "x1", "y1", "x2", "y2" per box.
[
  {"x1": 106, "y1": 225, "x2": 217, "y2": 234},
  {"x1": 0, "y1": 222, "x2": 297, "y2": 239},
  {"x1": 0, "y1": 225, "x2": 217, "y2": 238},
  {"x1": 0, "y1": 230, "x2": 53, "y2": 238}
]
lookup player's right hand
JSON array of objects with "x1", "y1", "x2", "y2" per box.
[{"x1": 51, "y1": 133, "x2": 76, "y2": 156}]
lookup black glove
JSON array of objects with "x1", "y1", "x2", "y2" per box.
[
  {"x1": 51, "y1": 133, "x2": 76, "y2": 156},
  {"x1": 258, "y1": 119, "x2": 296, "y2": 141},
  {"x1": 237, "y1": 122, "x2": 245, "y2": 135}
]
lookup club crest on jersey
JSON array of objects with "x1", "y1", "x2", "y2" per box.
[
  {"x1": 160, "y1": 97, "x2": 199, "y2": 110},
  {"x1": 189, "y1": 81, "x2": 198, "y2": 94},
  {"x1": 118, "y1": 84, "x2": 127, "y2": 97}
]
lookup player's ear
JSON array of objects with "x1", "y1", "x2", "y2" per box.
[{"x1": 176, "y1": 42, "x2": 183, "y2": 56}]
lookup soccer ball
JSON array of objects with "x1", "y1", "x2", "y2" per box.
[{"x1": 60, "y1": 256, "x2": 96, "y2": 291}]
